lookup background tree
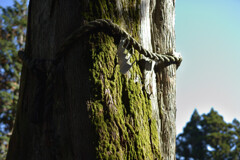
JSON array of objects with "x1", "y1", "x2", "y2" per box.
[
  {"x1": 231, "y1": 119, "x2": 240, "y2": 159},
  {"x1": 176, "y1": 108, "x2": 240, "y2": 160},
  {"x1": 0, "y1": 0, "x2": 27, "y2": 158},
  {"x1": 176, "y1": 109, "x2": 208, "y2": 160},
  {"x1": 201, "y1": 109, "x2": 234, "y2": 159}
]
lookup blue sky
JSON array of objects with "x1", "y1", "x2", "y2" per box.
[
  {"x1": 176, "y1": 0, "x2": 240, "y2": 134},
  {"x1": 0, "y1": 0, "x2": 14, "y2": 8},
  {"x1": 1, "y1": 0, "x2": 239, "y2": 135}
]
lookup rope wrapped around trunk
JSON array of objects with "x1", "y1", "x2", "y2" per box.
[{"x1": 18, "y1": 19, "x2": 182, "y2": 123}]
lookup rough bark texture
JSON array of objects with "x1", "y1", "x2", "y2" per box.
[
  {"x1": 7, "y1": 0, "x2": 176, "y2": 159},
  {"x1": 151, "y1": 1, "x2": 177, "y2": 159}
]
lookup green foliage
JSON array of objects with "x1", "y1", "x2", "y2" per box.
[
  {"x1": 176, "y1": 108, "x2": 240, "y2": 160},
  {"x1": 0, "y1": 0, "x2": 27, "y2": 158},
  {"x1": 176, "y1": 109, "x2": 208, "y2": 160},
  {"x1": 231, "y1": 119, "x2": 240, "y2": 159}
]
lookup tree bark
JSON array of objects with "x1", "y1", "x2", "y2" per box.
[
  {"x1": 152, "y1": 1, "x2": 177, "y2": 159},
  {"x1": 7, "y1": 0, "x2": 176, "y2": 159}
]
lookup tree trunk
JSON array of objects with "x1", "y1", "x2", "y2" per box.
[{"x1": 7, "y1": 0, "x2": 176, "y2": 159}]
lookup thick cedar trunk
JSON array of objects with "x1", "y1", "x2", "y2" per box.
[{"x1": 7, "y1": 0, "x2": 176, "y2": 159}]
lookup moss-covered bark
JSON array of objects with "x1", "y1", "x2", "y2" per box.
[
  {"x1": 87, "y1": 33, "x2": 161, "y2": 159},
  {"x1": 85, "y1": 0, "x2": 161, "y2": 159}
]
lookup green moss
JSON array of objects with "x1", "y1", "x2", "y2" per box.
[{"x1": 85, "y1": 0, "x2": 162, "y2": 159}]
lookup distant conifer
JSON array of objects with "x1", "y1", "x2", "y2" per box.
[{"x1": 0, "y1": 0, "x2": 27, "y2": 157}]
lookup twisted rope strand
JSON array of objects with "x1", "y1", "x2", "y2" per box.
[
  {"x1": 55, "y1": 19, "x2": 182, "y2": 68},
  {"x1": 19, "y1": 19, "x2": 182, "y2": 124},
  {"x1": 20, "y1": 19, "x2": 182, "y2": 72}
]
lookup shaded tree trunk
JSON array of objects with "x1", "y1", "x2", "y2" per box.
[{"x1": 7, "y1": 0, "x2": 177, "y2": 159}]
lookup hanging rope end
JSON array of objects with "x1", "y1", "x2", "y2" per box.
[{"x1": 173, "y1": 51, "x2": 182, "y2": 69}]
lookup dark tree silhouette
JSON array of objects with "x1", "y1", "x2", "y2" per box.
[
  {"x1": 177, "y1": 109, "x2": 240, "y2": 160},
  {"x1": 176, "y1": 110, "x2": 208, "y2": 160}
]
